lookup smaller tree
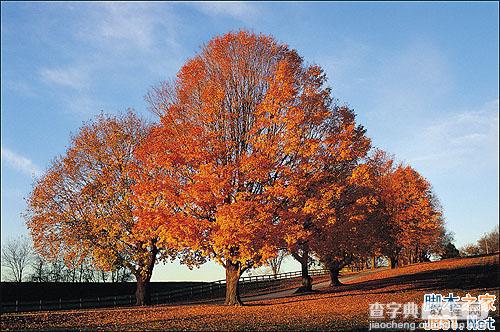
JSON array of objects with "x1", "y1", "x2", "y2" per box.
[
  {"x1": 478, "y1": 226, "x2": 499, "y2": 254},
  {"x1": 378, "y1": 165, "x2": 442, "y2": 267},
  {"x1": 30, "y1": 254, "x2": 47, "y2": 282},
  {"x1": 310, "y1": 163, "x2": 377, "y2": 287},
  {"x1": 460, "y1": 226, "x2": 499, "y2": 257},
  {"x1": 1, "y1": 236, "x2": 33, "y2": 282},
  {"x1": 267, "y1": 249, "x2": 287, "y2": 278},
  {"x1": 441, "y1": 242, "x2": 460, "y2": 259},
  {"x1": 460, "y1": 243, "x2": 482, "y2": 257},
  {"x1": 25, "y1": 111, "x2": 171, "y2": 305},
  {"x1": 431, "y1": 228, "x2": 460, "y2": 259}
]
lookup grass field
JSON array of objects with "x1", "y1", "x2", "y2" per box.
[{"x1": 1, "y1": 254, "x2": 498, "y2": 331}]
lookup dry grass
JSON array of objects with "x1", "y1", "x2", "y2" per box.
[{"x1": 2, "y1": 254, "x2": 499, "y2": 331}]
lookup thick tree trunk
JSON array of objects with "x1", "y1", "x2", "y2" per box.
[
  {"x1": 390, "y1": 256, "x2": 398, "y2": 269},
  {"x1": 224, "y1": 262, "x2": 243, "y2": 306},
  {"x1": 300, "y1": 257, "x2": 312, "y2": 291},
  {"x1": 134, "y1": 242, "x2": 158, "y2": 306},
  {"x1": 328, "y1": 266, "x2": 342, "y2": 286},
  {"x1": 292, "y1": 245, "x2": 312, "y2": 292},
  {"x1": 135, "y1": 275, "x2": 151, "y2": 306}
]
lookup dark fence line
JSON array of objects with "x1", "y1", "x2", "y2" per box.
[
  {"x1": 1, "y1": 269, "x2": 329, "y2": 313},
  {"x1": 0, "y1": 281, "x2": 205, "y2": 303}
]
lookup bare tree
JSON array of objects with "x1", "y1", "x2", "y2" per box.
[
  {"x1": 1, "y1": 236, "x2": 33, "y2": 282},
  {"x1": 459, "y1": 226, "x2": 499, "y2": 257},
  {"x1": 144, "y1": 80, "x2": 177, "y2": 117},
  {"x1": 479, "y1": 225, "x2": 499, "y2": 254},
  {"x1": 267, "y1": 249, "x2": 287, "y2": 278},
  {"x1": 30, "y1": 254, "x2": 47, "y2": 282}
]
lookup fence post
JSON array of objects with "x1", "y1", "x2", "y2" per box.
[
  {"x1": 39, "y1": 299, "x2": 42, "y2": 311},
  {"x1": 59, "y1": 298, "x2": 62, "y2": 310},
  {"x1": 98, "y1": 297, "x2": 100, "y2": 307},
  {"x1": 15, "y1": 300, "x2": 18, "y2": 312},
  {"x1": 114, "y1": 296, "x2": 117, "y2": 307},
  {"x1": 79, "y1": 298, "x2": 82, "y2": 309}
]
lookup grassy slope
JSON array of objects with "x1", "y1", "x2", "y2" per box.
[{"x1": 1, "y1": 254, "x2": 498, "y2": 331}]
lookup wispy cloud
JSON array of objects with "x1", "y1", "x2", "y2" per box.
[
  {"x1": 92, "y1": 3, "x2": 158, "y2": 50},
  {"x1": 319, "y1": 39, "x2": 454, "y2": 128},
  {"x1": 194, "y1": 2, "x2": 259, "y2": 23},
  {"x1": 1, "y1": 147, "x2": 42, "y2": 177},
  {"x1": 4, "y1": 80, "x2": 39, "y2": 97},
  {"x1": 39, "y1": 66, "x2": 89, "y2": 89},
  {"x1": 374, "y1": 41, "x2": 453, "y2": 119},
  {"x1": 14, "y1": 3, "x2": 189, "y2": 119},
  {"x1": 58, "y1": 93, "x2": 106, "y2": 115},
  {"x1": 407, "y1": 99, "x2": 499, "y2": 173},
  {"x1": 78, "y1": 2, "x2": 180, "y2": 54}
]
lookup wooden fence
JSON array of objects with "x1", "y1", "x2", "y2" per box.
[{"x1": 1, "y1": 268, "x2": 329, "y2": 313}]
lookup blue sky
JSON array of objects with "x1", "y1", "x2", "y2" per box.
[{"x1": 1, "y1": 2, "x2": 498, "y2": 281}]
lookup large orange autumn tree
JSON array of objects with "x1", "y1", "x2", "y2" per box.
[
  {"x1": 310, "y1": 148, "x2": 443, "y2": 285},
  {"x1": 308, "y1": 160, "x2": 379, "y2": 287},
  {"x1": 363, "y1": 150, "x2": 443, "y2": 268},
  {"x1": 133, "y1": 31, "x2": 369, "y2": 305},
  {"x1": 381, "y1": 165, "x2": 443, "y2": 267},
  {"x1": 282, "y1": 106, "x2": 370, "y2": 291},
  {"x1": 25, "y1": 111, "x2": 169, "y2": 305}
]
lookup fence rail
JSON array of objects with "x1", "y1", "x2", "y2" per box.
[{"x1": 1, "y1": 268, "x2": 329, "y2": 313}]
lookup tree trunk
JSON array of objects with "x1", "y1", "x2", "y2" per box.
[
  {"x1": 134, "y1": 242, "x2": 158, "y2": 306},
  {"x1": 135, "y1": 275, "x2": 151, "y2": 306},
  {"x1": 224, "y1": 262, "x2": 243, "y2": 306},
  {"x1": 292, "y1": 246, "x2": 312, "y2": 292},
  {"x1": 300, "y1": 257, "x2": 312, "y2": 291},
  {"x1": 390, "y1": 256, "x2": 398, "y2": 269},
  {"x1": 328, "y1": 266, "x2": 342, "y2": 286},
  {"x1": 372, "y1": 256, "x2": 376, "y2": 269}
]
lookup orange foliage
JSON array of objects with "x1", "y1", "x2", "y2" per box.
[
  {"x1": 25, "y1": 111, "x2": 167, "y2": 304},
  {"x1": 366, "y1": 150, "x2": 444, "y2": 266},
  {"x1": 25, "y1": 30, "x2": 447, "y2": 308},
  {"x1": 133, "y1": 31, "x2": 370, "y2": 304}
]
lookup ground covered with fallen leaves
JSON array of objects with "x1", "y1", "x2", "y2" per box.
[{"x1": 2, "y1": 254, "x2": 498, "y2": 331}]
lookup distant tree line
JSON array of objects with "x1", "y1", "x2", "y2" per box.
[{"x1": 1, "y1": 236, "x2": 132, "y2": 283}]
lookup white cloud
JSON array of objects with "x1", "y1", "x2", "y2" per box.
[
  {"x1": 319, "y1": 40, "x2": 454, "y2": 132},
  {"x1": 1, "y1": 147, "x2": 42, "y2": 177},
  {"x1": 407, "y1": 99, "x2": 499, "y2": 173},
  {"x1": 39, "y1": 66, "x2": 89, "y2": 89},
  {"x1": 421, "y1": 99, "x2": 498, "y2": 147},
  {"x1": 59, "y1": 93, "x2": 106, "y2": 116},
  {"x1": 96, "y1": 3, "x2": 157, "y2": 50},
  {"x1": 32, "y1": 3, "x2": 185, "y2": 118},
  {"x1": 194, "y1": 2, "x2": 258, "y2": 23},
  {"x1": 69, "y1": 3, "x2": 184, "y2": 80},
  {"x1": 78, "y1": 3, "x2": 180, "y2": 54},
  {"x1": 4, "y1": 80, "x2": 38, "y2": 97}
]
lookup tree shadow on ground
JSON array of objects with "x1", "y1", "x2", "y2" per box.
[
  {"x1": 331, "y1": 262, "x2": 499, "y2": 294},
  {"x1": 246, "y1": 259, "x2": 500, "y2": 307}
]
